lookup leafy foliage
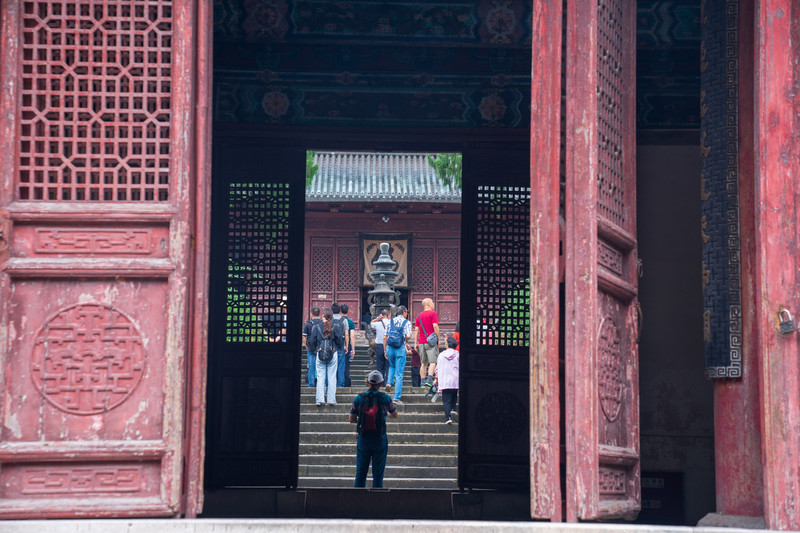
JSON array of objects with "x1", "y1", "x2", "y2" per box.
[
  {"x1": 306, "y1": 150, "x2": 319, "y2": 186},
  {"x1": 427, "y1": 152, "x2": 462, "y2": 189}
]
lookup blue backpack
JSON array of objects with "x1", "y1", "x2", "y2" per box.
[{"x1": 386, "y1": 318, "x2": 407, "y2": 348}]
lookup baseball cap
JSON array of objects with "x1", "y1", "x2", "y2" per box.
[{"x1": 367, "y1": 370, "x2": 384, "y2": 385}]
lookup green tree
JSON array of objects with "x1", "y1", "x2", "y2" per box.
[
  {"x1": 306, "y1": 150, "x2": 319, "y2": 186},
  {"x1": 427, "y1": 152, "x2": 462, "y2": 189}
]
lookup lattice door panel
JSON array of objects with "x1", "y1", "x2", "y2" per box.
[
  {"x1": 459, "y1": 149, "x2": 531, "y2": 491},
  {"x1": 205, "y1": 142, "x2": 304, "y2": 489},
  {"x1": 225, "y1": 182, "x2": 291, "y2": 344},
  {"x1": 474, "y1": 186, "x2": 530, "y2": 348},
  {"x1": 565, "y1": 0, "x2": 640, "y2": 520},
  {"x1": 0, "y1": 0, "x2": 197, "y2": 519},
  {"x1": 308, "y1": 238, "x2": 359, "y2": 318},
  {"x1": 18, "y1": 0, "x2": 173, "y2": 202}
]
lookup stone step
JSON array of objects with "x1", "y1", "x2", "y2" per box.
[
  {"x1": 299, "y1": 421, "x2": 458, "y2": 434},
  {"x1": 299, "y1": 454, "x2": 457, "y2": 467},
  {"x1": 300, "y1": 431, "x2": 457, "y2": 445},
  {"x1": 299, "y1": 442, "x2": 457, "y2": 456},
  {"x1": 300, "y1": 411, "x2": 453, "y2": 423},
  {"x1": 300, "y1": 405, "x2": 451, "y2": 417},
  {"x1": 298, "y1": 476, "x2": 458, "y2": 489},
  {"x1": 300, "y1": 387, "x2": 442, "y2": 398},
  {"x1": 299, "y1": 464, "x2": 457, "y2": 479}
]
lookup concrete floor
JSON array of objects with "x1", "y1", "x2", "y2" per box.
[{"x1": 0, "y1": 520, "x2": 771, "y2": 533}]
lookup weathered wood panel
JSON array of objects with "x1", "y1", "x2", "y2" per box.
[
  {"x1": 0, "y1": 0, "x2": 199, "y2": 518},
  {"x1": 565, "y1": 0, "x2": 640, "y2": 521},
  {"x1": 529, "y1": 0, "x2": 563, "y2": 521},
  {"x1": 754, "y1": 1, "x2": 800, "y2": 529}
]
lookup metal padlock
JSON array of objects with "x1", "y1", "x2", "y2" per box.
[{"x1": 779, "y1": 309, "x2": 796, "y2": 335}]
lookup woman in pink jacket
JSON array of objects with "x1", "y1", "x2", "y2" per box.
[{"x1": 434, "y1": 335, "x2": 459, "y2": 424}]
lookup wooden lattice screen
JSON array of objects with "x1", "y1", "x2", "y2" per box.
[{"x1": 18, "y1": 0, "x2": 172, "y2": 202}]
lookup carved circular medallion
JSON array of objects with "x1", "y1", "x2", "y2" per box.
[
  {"x1": 485, "y1": 5, "x2": 516, "y2": 43},
  {"x1": 475, "y1": 391, "x2": 526, "y2": 444},
  {"x1": 31, "y1": 303, "x2": 146, "y2": 415},
  {"x1": 598, "y1": 316, "x2": 624, "y2": 422}
]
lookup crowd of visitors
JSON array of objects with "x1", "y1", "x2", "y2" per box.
[{"x1": 303, "y1": 300, "x2": 459, "y2": 487}]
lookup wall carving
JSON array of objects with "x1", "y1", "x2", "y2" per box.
[
  {"x1": 30, "y1": 303, "x2": 146, "y2": 415},
  {"x1": 21, "y1": 466, "x2": 142, "y2": 494},
  {"x1": 598, "y1": 316, "x2": 624, "y2": 423},
  {"x1": 599, "y1": 468, "x2": 627, "y2": 495},
  {"x1": 35, "y1": 229, "x2": 152, "y2": 254}
]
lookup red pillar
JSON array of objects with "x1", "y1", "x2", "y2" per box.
[
  {"x1": 752, "y1": 1, "x2": 800, "y2": 529},
  {"x1": 713, "y1": 0, "x2": 764, "y2": 519}
]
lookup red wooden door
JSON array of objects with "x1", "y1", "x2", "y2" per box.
[
  {"x1": 0, "y1": 0, "x2": 204, "y2": 518},
  {"x1": 409, "y1": 238, "x2": 460, "y2": 335},
  {"x1": 308, "y1": 237, "x2": 360, "y2": 318},
  {"x1": 564, "y1": 0, "x2": 640, "y2": 521}
]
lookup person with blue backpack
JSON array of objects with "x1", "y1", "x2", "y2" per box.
[
  {"x1": 382, "y1": 305, "x2": 412, "y2": 405},
  {"x1": 349, "y1": 370, "x2": 398, "y2": 488}
]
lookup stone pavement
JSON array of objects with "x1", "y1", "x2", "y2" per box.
[{"x1": 0, "y1": 519, "x2": 770, "y2": 533}]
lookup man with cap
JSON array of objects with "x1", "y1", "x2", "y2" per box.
[{"x1": 348, "y1": 370, "x2": 398, "y2": 488}]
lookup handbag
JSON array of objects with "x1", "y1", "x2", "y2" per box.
[{"x1": 419, "y1": 320, "x2": 438, "y2": 348}]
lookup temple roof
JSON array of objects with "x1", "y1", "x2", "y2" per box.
[{"x1": 305, "y1": 152, "x2": 462, "y2": 204}]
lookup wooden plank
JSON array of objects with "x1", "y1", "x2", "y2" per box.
[
  {"x1": 529, "y1": 0, "x2": 563, "y2": 521},
  {"x1": 754, "y1": 1, "x2": 800, "y2": 529}
]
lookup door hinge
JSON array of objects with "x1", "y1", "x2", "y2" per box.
[{"x1": 0, "y1": 209, "x2": 10, "y2": 263}]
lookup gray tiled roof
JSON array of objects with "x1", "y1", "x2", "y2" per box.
[{"x1": 305, "y1": 152, "x2": 462, "y2": 203}]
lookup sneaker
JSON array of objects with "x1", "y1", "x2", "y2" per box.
[
  {"x1": 316, "y1": 403, "x2": 323, "y2": 407},
  {"x1": 385, "y1": 384, "x2": 393, "y2": 392},
  {"x1": 393, "y1": 399, "x2": 403, "y2": 405},
  {"x1": 445, "y1": 418, "x2": 454, "y2": 424}
]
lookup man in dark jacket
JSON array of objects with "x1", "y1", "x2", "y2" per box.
[
  {"x1": 349, "y1": 370, "x2": 398, "y2": 488},
  {"x1": 302, "y1": 307, "x2": 323, "y2": 387}
]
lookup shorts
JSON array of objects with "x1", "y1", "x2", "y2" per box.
[{"x1": 418, "y1": 343, "x2": 439, "y2": 365}]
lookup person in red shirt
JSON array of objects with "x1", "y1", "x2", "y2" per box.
[{"x1": 413, "y1": 298, "x2": 441, "y2": 386}]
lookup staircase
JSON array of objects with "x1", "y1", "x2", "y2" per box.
[{"x1": 299, "y1": 344, "x2": 459, "y2": 489}]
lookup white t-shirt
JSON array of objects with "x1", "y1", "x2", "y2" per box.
[{"x1": 371, "y1": 318, "x2": 390, "y2": 344}]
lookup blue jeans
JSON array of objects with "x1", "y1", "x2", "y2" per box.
[
  {"x1": 307, "y1": 351, "x2": 316, "y2": 387},
  {"x1": 315, "y1": 353, "x2": 338, "y2": 404},
  {"x1": 336, "y1": 348, "x2": 346, "y2": 387},
  {"x1": 386, "y1": 345, "x2": 407, "y2": 401},
  {"x1": 355, "y1": 433, "x2": 389, "y2": 488}
]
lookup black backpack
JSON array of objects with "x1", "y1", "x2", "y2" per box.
[
  {"x1": 314, "y1": 324, "x2": 335, "y2": 364},
  {"x1": 357, "y1": 391, "x2": 387, "y2": 436}
]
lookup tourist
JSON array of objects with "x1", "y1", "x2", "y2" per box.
[
  {"x1": 349, "y1": 370, "x2": 398, "y2": 488},
  {"x1": 433, "y1": 335, "x2": 460, "y2": 424},
  {"x1": 383, "y1": 305, "x2": 412, "y2": 405},
  {"x1": 331, "y1": 303, "x2": 351, "y2": 388},
  {"x1": 301, "y1": 306, "x2": 323, "y2": 387},
  {"x1": 340, "y1": 303, "x2": 356, "y2": 387},
  {"x1": 307, "y1": 308, "x2": 344, "y2": 406},
  {"x1": 370, "y1": 308, "x2": 391, "y2": 383},
  {"x1": 413, "y1": 298, "x2": 441, "y2": 387}
]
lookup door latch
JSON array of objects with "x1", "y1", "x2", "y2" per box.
[{"x1": 778, "y1": 308, "x2": 796, "y2": 335}]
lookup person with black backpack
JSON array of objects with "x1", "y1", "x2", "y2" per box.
[
  {"x1": 348, "y1": 370, "x2": 398, "y2": 488},
  {"x1": 307, "y1": 308, "x2": 345, "y2": 406}
]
